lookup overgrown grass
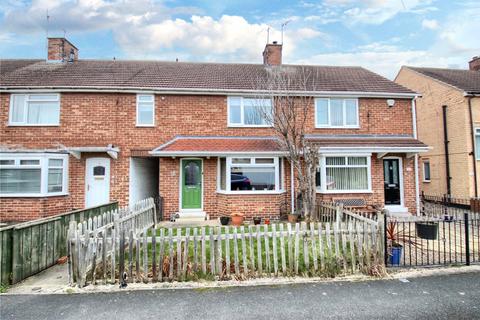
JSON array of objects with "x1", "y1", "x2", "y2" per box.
[{"x1": 0, "y1": 283, "x2": 8, "y2": 293}]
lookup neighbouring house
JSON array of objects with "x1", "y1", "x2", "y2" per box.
[
  {"x1": 0, "y1": 37, "x2": 428, "y2": 223},
  {"x1": 395, "y1": 58, "x2": 480, "y2": 198}
]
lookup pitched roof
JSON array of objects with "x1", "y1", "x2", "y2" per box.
[
  {"x1": 407, "y1": 66, "x2": 480, "y2": 94},
  {"x1": 306, "y1": 134, "x2": 428, "y2": 151},
  {"x1": 0, "y1": 59, "x2": 415, "y2": 96},
  {"x1": 151, "y1": 136, "x2": 285, "y2": 156}
]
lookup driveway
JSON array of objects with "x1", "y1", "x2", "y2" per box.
[{"x1": 1, "y1": 271, "x2": 479, "y2": 320}]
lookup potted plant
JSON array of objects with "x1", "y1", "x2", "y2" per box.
[
  {"x1": 386, "y1": 221, "x2": 419, "y2": 266},
  {"x1": 287, "y1": 213, "x2": 299, "y2": 223},
  {"x1": 415, "y1": 221, "x2": 439, "y2": 240},
  {"x1": 220, "y1": 216, "x2": 230, "y2": 226},
  {"x1": 253, "y1": 217, "x2": 261, "y2": 225},
  {"x1": 231, "y1": 213, "x2": 245, "y2": 226},
  {"x1": 264, "y1": 218, "x2": 270, "y2": 225}
]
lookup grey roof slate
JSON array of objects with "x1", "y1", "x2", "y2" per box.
[
  {"x1": 408, "y1": 66, "x2": 480, "y2": 94},
  {"x1": 0, "y1": 59, "x2": 415, "y2": 95}
]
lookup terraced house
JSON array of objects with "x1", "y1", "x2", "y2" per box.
[{"x1": 0, "y1": 37, "x2": 428, "y2": 223}]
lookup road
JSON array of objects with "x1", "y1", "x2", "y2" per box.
[{"x1": 1, "y1": 272, "x2": 479, "y2": 320}]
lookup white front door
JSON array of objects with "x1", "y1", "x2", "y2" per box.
[{"x1": 85, "y1": 157, "x2": 110, "y2": 207}]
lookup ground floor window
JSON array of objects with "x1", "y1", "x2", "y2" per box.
[
  {"x1": 316, "y1": 155, "x2": 371, "y2": 193},
  {"x1": 0, "y1": 153, "x2": 69, "y2": 196},
  {"x1": 422, "y1": 160, "x2": 431, "y2": 182},
  {"x1": 218, "y1": 157, "x2": 283, "y2": 193}
]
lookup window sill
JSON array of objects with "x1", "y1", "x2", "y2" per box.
[
  {"x1": 0, "y1": 192, "x2": 69, "y2": 198},
  {"x1": 7, "y1": 124, "x2": 60, "y2": 127},
  {"x1": 216, "y1": 190, "x2": 285, "y2": 195},
  {"x1": 315, "y1": 126, "x2": 360, "y2": 129},
  {"x1": 316, "y1": 190, "x2": 372, "y2": 194},
  {"x1": 136, "y1": 124, "x2": 155, "y2": 127},
  {"x1": 422, "y1": 180, "x2": 431, "y2": 183},
  {"x1": 227, "y1": 125, "x2": 273, "y2": 128}
]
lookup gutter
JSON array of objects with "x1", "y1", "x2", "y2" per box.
[
  {"x1": 467, "y1": 96, "x2": 478, "y2": 197},
  {"x1": 0, "y1": 86, "x2": 419, "y2": 99}
]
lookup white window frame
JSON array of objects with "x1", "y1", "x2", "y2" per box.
[
  {"x1": 136, "y1": 94, "x2": 155, "y2": 127},
  {"x1": 314, "y1": 98, "x2": 359, "y2": 128},
  {"x1": 0, "y1": 153, "x2": 69, "y2": 197},
  {"x1": 9, "y1": 93, "x2": 61, "y2": 126},
  {"x1": 217, "y1": 156, "x2": 284, "y2": 194},
  {"x1": 475, "y1": 128, "x2": 480, "y2": 160},
  {"x1": 227, "y1": 96, "x2": 273, "y2": 127},
  {"x1": 422, "y1": 160, "x2": 431, "y2": 182},
  {"x1": 316, "y1": 154, "x2": 372, "y2": 194}
]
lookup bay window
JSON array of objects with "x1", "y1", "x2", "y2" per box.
[
  {"x1": 315, "y1": 98, "x2": 359, "y2": 128},
  {"x1": 218, "y1": 157, "x2": 283, "y2": 193},
  {"x1": 9, "y1": 94, "x2": 60, "y2": 125},
  {"x1": 0, "y1": 153, "x2": 68, "y2": 197},
  {"x1": 228, "y1": 97, "x2": 272, "y2": 127},
  {"x1": 316, "y1": 155, "x2": 371, "y2": 193}
]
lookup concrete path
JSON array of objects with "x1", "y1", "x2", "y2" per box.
[{"x1": 2, "y1": 271, "x2": 479, "y2": 320}]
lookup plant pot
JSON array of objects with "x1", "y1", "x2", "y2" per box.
[
  {"x1": 231, "y1": 214, "x2": 245, "y2": 226},
  {"x1": 389, "y1": 245, "x2": 403, "y2": 266},
  {"x1": 287, "y1": 214, "x2": 298, "y2": 223},
  {"x1": 264, "y1": 218, "x2": 270, "y2": 225},
  {"x1": 416, "y1": 222, "x2": 439, "y2": 240},
  {"x1": 220, "y1": 216, "x2": 230, "y2": 226},
  {"x1": 253, "y1": 217, "x2": 261, "y2": 225}
]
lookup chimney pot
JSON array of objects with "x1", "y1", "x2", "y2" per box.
[
  {"x1": 263, "y1": 42, "x2": 282, "y2": 66},
  {"x1": 47, "y1": 37, "x2": 78, "y2": 62},
  {"x1": 469, "y1": 56, "x2": 480, "y2": 71}
]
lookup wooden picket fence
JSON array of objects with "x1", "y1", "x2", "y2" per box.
[
  {"x1": 68, "y1": 204, "x2": 384, "y2": 287},
  {"x1": 67, "y1": 198, "x2": 156, "y2": 287},
  {"x1": 314, "y1": 201, "x2": 380, "y2": 223}
]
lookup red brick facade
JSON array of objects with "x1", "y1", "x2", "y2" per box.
[{"x1": 0, "y1": 92, "x2": 418, "y2": 222}]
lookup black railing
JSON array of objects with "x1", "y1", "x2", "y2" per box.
[{"x1": 385, "y1": 205, "x2": 479, "y2": 268}]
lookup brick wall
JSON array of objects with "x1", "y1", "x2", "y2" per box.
[
  {"x1": 396, "y1": 68, "x2": 474, "y2": 198},
  {"x1": 1, "y1": 92, "x2": 416, "y2": 221}
]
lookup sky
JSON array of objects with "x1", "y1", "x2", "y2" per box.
[{"x1": 0, "y1": 0, "x2": 478, "y2": 79}]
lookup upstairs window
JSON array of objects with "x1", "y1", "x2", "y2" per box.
[
  {"x1": 9, "y1": 94, "x2": 60, "y2": 125},
  {"x1": 0, "y1": 153, "x2": 68, "y2": 197},
  {"x1": 315, "y1": 98, "x2": 359, "y2": 128},
  {"x1": 136, "y1": 94, "x2": 155, "y2": 126},
  {"x1": 228, "y1": 97, "x2": 272, "y2": 127}
]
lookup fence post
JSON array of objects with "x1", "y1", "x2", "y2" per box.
[
  {"x1": 464, "y1": 212, "x2": 470, "y2": 266},
  {"x1": 378, "y1": 210, "x2": 387, "y2": 266},
  {"x1": 336, "y1": 203, "x2": 343, "y2": 229}
]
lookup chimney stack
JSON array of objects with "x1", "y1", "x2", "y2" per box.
[
  {"x1": 469, "y1": 56, "x2": 480, "y2": 71},
  {"x1": 263, "y1": 41, "x2": 282, "y2": 66},
  {"x1": 47, "y1": 37, "x2": 78, "y2": 62}
]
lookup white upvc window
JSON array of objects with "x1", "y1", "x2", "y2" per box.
[
  {"x1": 217, "y1": 157, "x2": 283, "y2": 193},
  {"x1": 316, "y1": 155, "x2": 371, "y2": 193},
  {"x1": 315, "y1": 98, "x2": 359, "y2": 128},
  {"x1": 423, "y1": 160, "x2": 431, "y2": 182},
  {"x1": 9, "y1": 94, "x2": 60, "y2": 126},
  {"x1": 136, "y1": 94, "x2": 155, "y2": 126},
  {"x1": 475, "y1": 128, "x2": 480, "y2": 160},
  {"x1": 227, "y1": 97, "x2": 273, "y2": 127},
  {"x1": 0, "y1": 153, "x2": 69, "y2": 197}
]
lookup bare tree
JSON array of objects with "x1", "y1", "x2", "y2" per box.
[{"x1": 254, "y1": 66, "x2": 319, "y2": 220}]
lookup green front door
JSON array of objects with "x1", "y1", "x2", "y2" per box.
[{"x1": 181, "y1": 159, "x2": 202, "y2": 209}]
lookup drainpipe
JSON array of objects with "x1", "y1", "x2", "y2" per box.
[
  {"x1": 412, "y1": 98, "x2": 420, "y2": 214},
  {"x1": 442, "y1": 105, "x2": 452, "y2": 196},
  {"x1": 290, "y1": 161, "x2": 295, "y2": 213},
  {"x1": 468, "y1": 96, "x2": 478, "y2": 197}
]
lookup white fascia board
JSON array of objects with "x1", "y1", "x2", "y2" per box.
[{"x1": 0, "y1": 87, "x2": 418, "y2": 98}]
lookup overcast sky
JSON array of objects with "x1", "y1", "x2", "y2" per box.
[{"x1": 0, "y1": 0, "x2": 478, "y2": 79}]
